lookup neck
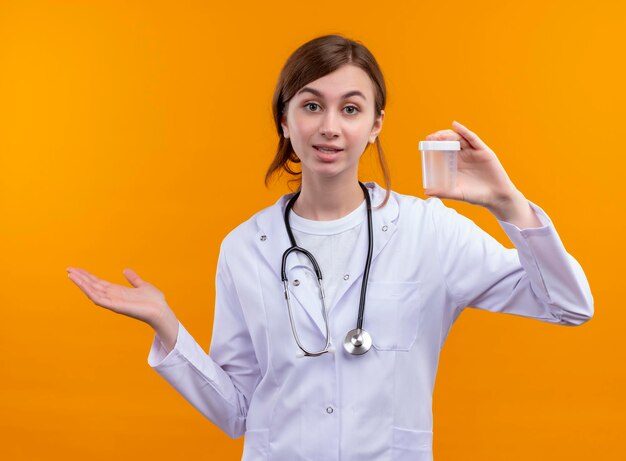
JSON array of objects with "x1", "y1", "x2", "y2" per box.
[{"x1": 292, "y1": 175, "x2": 365, "y2": 221}]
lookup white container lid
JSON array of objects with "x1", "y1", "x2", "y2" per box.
[{"x1": 418, "y1": 140, "x2": 461, "y2": 151}]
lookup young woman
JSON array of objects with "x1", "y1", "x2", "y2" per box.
[{"x1": 67, "y1": 34, "x2": 593, "y2": 461}]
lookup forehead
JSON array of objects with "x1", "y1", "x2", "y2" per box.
[{"x1": 294, "y1": 64, "x2": 375, "y2": 100}]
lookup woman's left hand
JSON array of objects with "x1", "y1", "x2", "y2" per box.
[{"x1": 423, "y1": 121, "x2": 520, "y2": 210}]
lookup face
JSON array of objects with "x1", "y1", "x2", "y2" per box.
[{"x1": 280, "y1": 64, "x2": 384, "y2": 182}]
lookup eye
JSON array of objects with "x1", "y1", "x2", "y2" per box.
[{"x1": 303, "y1": 102, "x2": 360, "y2": 115}]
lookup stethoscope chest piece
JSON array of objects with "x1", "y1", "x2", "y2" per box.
[{"x1": 343, "y1": 328, "x2": 372, "y2": 355}]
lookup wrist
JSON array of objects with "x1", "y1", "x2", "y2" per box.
[
  {"x1": 149, "y1": 304, "x2": 179, "y2": 352},
  {"x1": 148, "y1": 302, "x2": 175, "y2": 331},
  {"x1": 485, "y1": 188, "x2": 524, "y2": 221},
  {"x1": 488, "y1": 191, "x2": 544, "y2": 228}
]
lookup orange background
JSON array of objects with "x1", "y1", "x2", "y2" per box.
[{"x1": 1, "y1": 0, "x2": 624, "y2": 459}]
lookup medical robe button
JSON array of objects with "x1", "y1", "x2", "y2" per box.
[
  {"x1": 343, "y1": 274, "x2": 349, "y2": 280},
  {"x1": 326, "y1": 406, "x2": 334, "y2": 414},
  {"x1": 260, "y1": 235, "x2": 267, "y2": 241},
  {"x1": 382, "y1": 225, "x2": 388, "y2": 232},
  {"x1": 293, "y1": 279, "x2": 300, "y2": 286}
]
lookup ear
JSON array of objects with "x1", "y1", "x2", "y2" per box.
[
  {"x1": 369, "y1": 109, "x2": 384, "y2": 144},
  {"x1": 281, "y1": 110, "x2": 290, "y2": 139}
]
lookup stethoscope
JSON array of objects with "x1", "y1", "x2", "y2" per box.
[{"x1": 281, "y1": 181, "x2": 374, "y2": 357}]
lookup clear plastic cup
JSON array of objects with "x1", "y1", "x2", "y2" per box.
[{"x1": 418, "y1": 140, "x2": 461, "y2": 190}]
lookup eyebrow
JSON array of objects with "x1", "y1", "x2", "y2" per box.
[{"x1": 296, "y1": 87, "x2": 367, "y2": 101}]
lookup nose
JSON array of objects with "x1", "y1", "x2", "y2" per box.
[{"x1": 319, "y1": 111, "x2": 340, "y2": 138}]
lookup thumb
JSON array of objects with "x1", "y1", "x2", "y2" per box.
[
  {"x1": 424, "y1": 188, "x2": 452, "y2": 199},
  {"x1": 123, "y1": 268, "x2": 146, "y2": 288}
]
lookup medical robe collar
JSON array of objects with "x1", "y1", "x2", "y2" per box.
[{"x1": 254, "y1": 181, "x2": 399, "y2": 337}]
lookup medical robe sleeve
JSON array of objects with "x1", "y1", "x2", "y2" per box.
[
  {"x1": 147, "y1": 244, "x2": 261, "y2": 439},
  {"x1": 431, "y1": 197, "x2": 594, "y2": 326}
]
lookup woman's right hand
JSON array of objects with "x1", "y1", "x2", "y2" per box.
[{"x1": 66, "y1": 267, "x2": 169, "y2": 328}]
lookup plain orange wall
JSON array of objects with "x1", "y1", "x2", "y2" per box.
[{"x1": 1, "y1": 0, "x2": 623, "y2": 459}]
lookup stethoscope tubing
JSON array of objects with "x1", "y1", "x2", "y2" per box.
[{"x1": 281, "y1": 181, "x2": 373, "y2": 357}]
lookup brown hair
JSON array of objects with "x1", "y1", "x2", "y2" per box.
[{"x1": 264, "y1": 34, "x2": 391, "y2": 209}]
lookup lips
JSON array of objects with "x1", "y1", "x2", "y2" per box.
[
  {"x1": 313, "y1": 145, "x2": 343, "y2": 162},
  {"x1": 313, "y1": 145, "x2": 343, "y2": 153}
]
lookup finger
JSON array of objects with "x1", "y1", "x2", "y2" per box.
[
  {"x1": 70, "y1": 268, "x2": 114, "y2": 293},
  {"x1": 70, "y1": 267, "x2": 101, "y2": 285},
  {"x1": 425, "y1": 130, "x2": 455, "y2": 139},
  {"x1": 68, "y1": 271, "x2": 100, "y2": 296},
  {"x1": 123, "y1": 268, "x2": 146, "y2": 288},
  {"x1": 424, "y1": 187, "x2": 454, "y2": 200},
  {"x1": 451, "y1": 121, "x2": 487, "y2": 150},
  {"x1": 68, "y1": 269, "x2": 109, "y2": 297},
  {"x1": 68, "y1": 271, "x2": 101, "y2": 304},
  {"x1": 425, "y1": 130, "x2": 471, "y2": 150},
  {"x1": 69, "y1": 271, "x2": 120, "y2": 311}
]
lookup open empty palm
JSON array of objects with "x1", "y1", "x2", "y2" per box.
[{"x1": 67, "y1": 267, "x2": 167, "y2": 325}]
